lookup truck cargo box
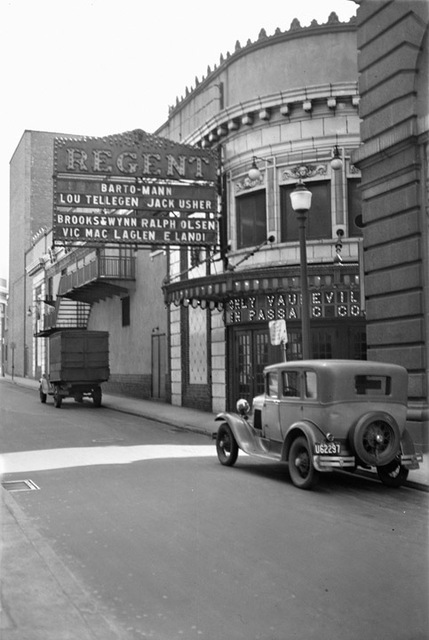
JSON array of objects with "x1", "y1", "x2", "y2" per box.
[{"x1": 49, "y1": 330, "x2": 109, "y2": 383}]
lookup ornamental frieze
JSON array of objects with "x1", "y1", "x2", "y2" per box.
[
  {"x1": 235, "y1": 175, "x2": 264, "y2": 192},
  {"x1": 282, "y1": 163, "x2": 327, "y2": 181}
]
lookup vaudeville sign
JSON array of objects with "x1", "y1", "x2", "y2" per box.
[{"x1": 53, "y1": 129, "x2": 218, "y2": 247}]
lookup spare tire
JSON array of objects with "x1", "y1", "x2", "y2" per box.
[{"x1": 350, "y1": 412, "x2": 400, "y2": 466}]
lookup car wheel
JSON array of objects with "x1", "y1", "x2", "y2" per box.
[
  {"x1": 377, "y1": 458, "x2": 409, "y2": 488},
  {"x1": 288, "y1": 436, "x2": 319, "y2": 490},
  {"x1": 53, "y1": 388, "x2": 62, "y2": 408},
  {"x1": 352, "y1": 413, "x2": 400, "y2": 466},
  {"x1": 39, "y1": 387, "x2": 47, "y2": 404},
  {"x1": 216, "y1": 423, "x2": 238, "y2": 466},
  {"x1": 92, "y1": 387, "x2": 102, "y2": 408}
]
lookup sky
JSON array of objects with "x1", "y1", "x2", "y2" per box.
[{"x1": 0, "y1": 0, "x2": 357, "y2": 283}]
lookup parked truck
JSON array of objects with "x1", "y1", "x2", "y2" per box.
[{"x1": 39, "y1": 330, "x2": 109, "y2": 408}]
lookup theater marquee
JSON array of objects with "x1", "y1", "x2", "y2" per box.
[
  {"x1": 52, "y1": 129, "x2": 218, "y2": 248},
  {"x1": 225, "y1": 290, "x2": 363, "y2": 324}
]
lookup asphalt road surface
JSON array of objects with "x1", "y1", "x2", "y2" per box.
[{"x1": 1, "y1": 381, "x2": 428, "y2": 640}]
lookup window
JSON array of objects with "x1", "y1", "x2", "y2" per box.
[
  {"x1": 189, "y1": 246, "x2": 205, "y2": 269},
  {"x1": 312, "y1": 330, "x2": 333, "y2": 359},
  {"x1": 266, "y1": 372, "x2": 278, "y2": 398},
  {"x1": 121, "y1": 296, "x2": 130, "y2": 327},
  {"x1": 282, "y1": 371, "x2": 300, "y2": 397},
  {"x1": 305, "y1": 371, "x2": 317, "y2": 398},
  {"x1": 355, "y1": 375, "x2": 391, "y2": 396},
  {"x1": 188, "y1": 306, "x2": 207, "y2": 384},
  {"x1": 47, "y1": 277, "x2": 54, "y2": 301},
  {"x1": 347, "y1": 179, "x2": 363, "y2": 237},
  {"x1": 236, "y1": 191, "x2": 267, "y2": 249},
  {"x1": 281, "y1": 182, "x2": 331, "y2": 242}
]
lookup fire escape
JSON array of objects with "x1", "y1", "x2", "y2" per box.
[{"x1": 36, "y1": 251, "x2": 136, "y2": 337}]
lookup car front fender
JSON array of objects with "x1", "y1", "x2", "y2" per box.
[
  {"x1": 40, "y1": 374, "x2": 53, "y2": 395},
  {"x1": 215, "y1": 412, "x2": 261, "y2": 455}
]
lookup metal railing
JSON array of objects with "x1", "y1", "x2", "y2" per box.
[{"x1": 58, "y1": 255, "x2": 135, "y2": 296}]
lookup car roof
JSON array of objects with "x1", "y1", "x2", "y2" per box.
[{"x1": 264, "y1": 359, "x2": 407, "y2": 375}]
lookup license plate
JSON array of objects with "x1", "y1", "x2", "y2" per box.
[{"x1": 314, "y1": 442, "x2": 341, "y2": 455}]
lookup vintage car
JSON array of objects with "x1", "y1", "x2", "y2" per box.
[{"x1": 215, "y1": 360, "x2": 423, "y2": 490}]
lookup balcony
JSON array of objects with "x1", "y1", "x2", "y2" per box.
[{"x1": 58, "y1": 255, "x2": 136, "y2": 304}]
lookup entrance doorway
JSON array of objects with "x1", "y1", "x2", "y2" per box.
[
  {"x1": 228, "y1": 327, "x2": 283, "y2": 407},
  {"x1": 228, "y1": 322, "x2": 366, "y2": 407}
]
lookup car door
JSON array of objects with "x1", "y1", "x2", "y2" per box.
[
  {"x1": 278, "y1": 370, "x2": 304, "y2": 439},
  {"x1": 262, "y1": 371, "x2": 282, "y2": 443}
]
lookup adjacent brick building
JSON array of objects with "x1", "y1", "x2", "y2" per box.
[{"x1": 352, "y1": 0, "x2": 428, "y2": 448}]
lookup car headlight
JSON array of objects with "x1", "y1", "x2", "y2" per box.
[{"x1": 236, "y1": 399, "x2": 250, "y2": 415}]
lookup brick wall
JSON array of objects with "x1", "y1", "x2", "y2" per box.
[{"x1": 103, "y1": 373, "x2": 152, "y2": 399}]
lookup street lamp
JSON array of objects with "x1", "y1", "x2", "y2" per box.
[{"x1": 290, "y1": 180, "x2": 312, "y2": 360}]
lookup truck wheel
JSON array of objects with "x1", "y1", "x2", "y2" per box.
[
  {"x1": 288, "y1": 436, "x2": 319, "y2": 490},
  {"x1": 92, "y1": 387, "x2": 102, "y2": 408},
  {"x1": 53, "y1": 388, "x2": 62, "y2": 408},
  {"x1": 351, "y1": 413, "x2": 399, "y2": 467},
  {"x1": 377, "y1": 458, "x2": 409, "y2": 488},
  {"x1": 216, "y1": 423, "x2": 238, "y2": 466},
  {"x1": 39, "y1": 387, "x2": 47, "y2": 404}
]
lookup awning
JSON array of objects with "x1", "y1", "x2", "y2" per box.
[{"x1": 163, "y1": 263, "x2": 360, "y2": 308}]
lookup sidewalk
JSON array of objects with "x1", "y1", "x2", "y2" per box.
[
  {"x1": 2, "y1": 373, "x2": 219, "y2": 438},
  {"x1": 1, "y1": 373, "x2": 428, "y2": 639}
]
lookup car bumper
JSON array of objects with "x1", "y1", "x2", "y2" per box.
[
  {"x1": 313, "y1": 455, "x2": 356, "y2": 472},
  {"x1": 400, "y1": 452, "x2": 423, "y2": 470}
]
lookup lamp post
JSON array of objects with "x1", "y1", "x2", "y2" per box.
[{"x1": 290, "y1": 180, "x2": 312, "y2": 360}]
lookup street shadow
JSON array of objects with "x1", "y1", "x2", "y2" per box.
[{"x1": 229, "y1": 455, "x2": 417, "y2": 496}]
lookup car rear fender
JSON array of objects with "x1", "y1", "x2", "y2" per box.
[
  {"x1": 281, "y1": 421, "x2": 322, "y2": 462},
  {"x1": 215, "y1": 412, "x2": 259, "y2": 452},
  {"x1": 400, "y1": 428, "x2": 417, "y2": 455}
]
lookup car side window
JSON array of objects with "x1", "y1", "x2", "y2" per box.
[
  {"x1": 266, "y1": 372, "x2": 278, "y2": 398},
  {"x1": 282, "y1": 371, "x2": 300, "y2": 397},
  {"x1": 304, "y1": 371, "x2": 317, "y2": 398}
]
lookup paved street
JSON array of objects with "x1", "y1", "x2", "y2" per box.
[{"x1": 1, "y1": 380, "x2": 428, "y2": 640}]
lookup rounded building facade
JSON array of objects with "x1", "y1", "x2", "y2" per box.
[{"x1": 157, "y1": 13, "x2": 364, "y2": 410}]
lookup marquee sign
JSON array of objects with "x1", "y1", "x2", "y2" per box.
[
  {"x1": 225, "y1": 290, "x2": 362, "y2": 325},
  {"x1": 54, "y1": 211, "x2": 217, "y2": 245},
  {"x1": 53, "y1": 129, "x2": 218, "y2": 247},
  {"x1": 54, "y1": 178, "x2": 216, "y2": 213}
]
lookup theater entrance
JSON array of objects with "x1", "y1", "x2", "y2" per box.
[{"x1": 227, "y1": 322, "x2": 366, "y2": 408}]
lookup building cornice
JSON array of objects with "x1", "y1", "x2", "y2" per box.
[{"x1": 158, "y1": 15, "x2": 356, "y2": 130}]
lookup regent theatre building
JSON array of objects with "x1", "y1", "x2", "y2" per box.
[{"x1": 13, "y1": 13, "x2": 364, "y2": 415}]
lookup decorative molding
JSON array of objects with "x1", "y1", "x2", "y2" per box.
[
  {"x1": 282, "y1": 163, "x2": 328, "y2": 181},
  {"x1": 348, "y1": 163, "x2": 361, "y2": 176},
  {"x1": 235, "y1": 175, "x2": 264, "y2": 192}
]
